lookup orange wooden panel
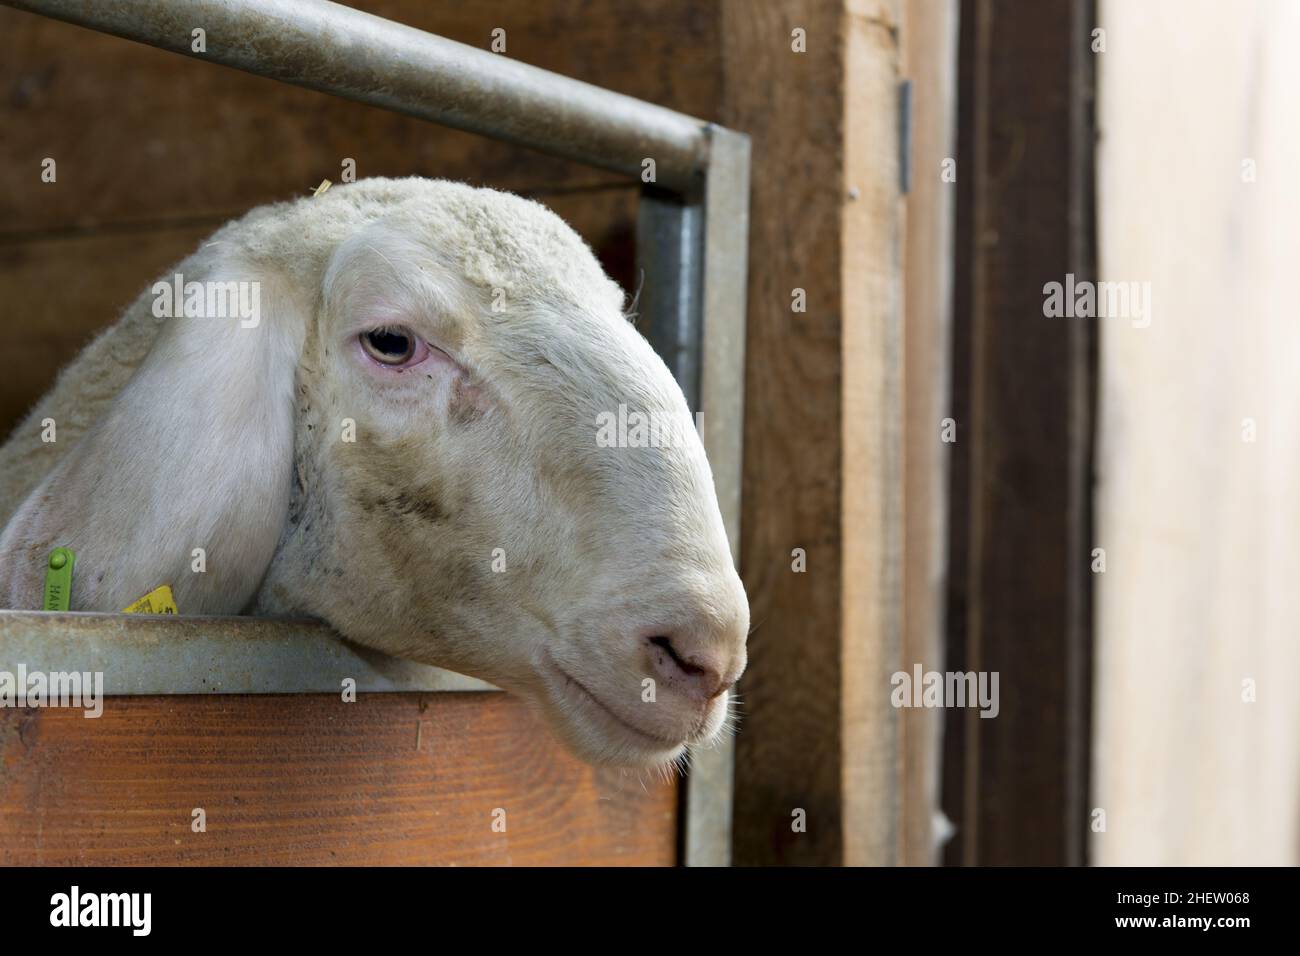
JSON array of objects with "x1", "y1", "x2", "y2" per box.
[{"x1": 0, "y1": 693, "x2": 677, "y2": 865}]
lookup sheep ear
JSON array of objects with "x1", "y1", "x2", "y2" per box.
[{"x1": 0, "y1": 262, "x2": 307, "y2": 613}]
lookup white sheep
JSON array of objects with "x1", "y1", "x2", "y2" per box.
[{"x1": 0, "y1": 178, "x2": 749, "y2": 768}]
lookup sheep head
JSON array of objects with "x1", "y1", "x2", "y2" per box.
[{"x1": 0, "y1": 178, "x2": 749, "y2": 770}]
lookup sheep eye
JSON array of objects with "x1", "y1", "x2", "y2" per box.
[{"x1": 361, "y1": 327, "x2": 415, "y2": 365}]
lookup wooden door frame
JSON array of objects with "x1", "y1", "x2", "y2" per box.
[{"x1": 942, "y1": 0, "x2": 1098, "y2": 867}]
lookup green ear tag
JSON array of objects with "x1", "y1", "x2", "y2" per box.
[{"x1": 43, "y1": 547, "x2": 75, "y2": 611}]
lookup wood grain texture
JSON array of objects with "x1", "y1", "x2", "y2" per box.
[
  {"x1": 899, "y1": 0, "x2": 958, "y2": 867},
  {"x1": 722, "y1": 0, "x2": 904, "y2": 865},
  {"x1": 0, "y1": 693, "x2": 676, "y2": 865},
  {"x1": 0, "y1": 0, "x2": 720, "y2": 232},
  {"x1": 722, "y1": 0, "x2": 847, "y2": 867},
  {"x1": 840, "y1": 0, "x2": 904, "y2": 868}
]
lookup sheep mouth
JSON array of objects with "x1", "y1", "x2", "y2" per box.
[{"x1": 540, "y1": 652, "x2": 687, "y2": 752}]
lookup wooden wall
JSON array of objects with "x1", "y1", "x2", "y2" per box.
[{"x1": 720, "y1": 0, "x2": 908, "y2": 866}]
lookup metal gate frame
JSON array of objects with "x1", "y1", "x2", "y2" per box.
[{"x1": 0, "y1": 0, "x2": 750, "y2": 867}]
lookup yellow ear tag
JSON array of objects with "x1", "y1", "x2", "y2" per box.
[{"x1": 122, "y1": 585, "x2": 178, "y2": 615}]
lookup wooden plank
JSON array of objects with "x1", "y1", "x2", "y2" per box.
[
  {"x1": 899, "y1": 0, "x2": 958, "y2": 867},
  {"x1": 721, "y1": 0, "x2": 847, "y2": 867},
  {"x1": 0, "y1": 693, "x2": 676, "y2": 865},
  {"x1": 0, "y1": 0, "x2": 720, "y2": 235},
  {"x1": 840, "y1": 0, "x2": 905, "y2": 868},
  {"x1": 942, "y1": 0, "x2": 1096, "y2": 866},
  {"x1": 722, "y1": 0, "x2": 904, "y2": 865}
]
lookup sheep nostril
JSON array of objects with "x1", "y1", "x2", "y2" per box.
[
  {"x1": 648, "y1": 635, "x2": 704, "y2": 674},
  {"x1": 646, "y1": 635, "x2": 729, "y2": 702}
]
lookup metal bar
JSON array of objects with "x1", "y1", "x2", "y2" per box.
[
  {"x1": 2, "y1": 0, "x2": 710, "y2": 193},
  {"x1": 679, "y1": 126, "x2": 751, "y2": 868},
  {"x1": 0, "y1": 610, "x2": 492, "y2": 695},
  {"x1": 636, "y1": 188, "x2": 706, "y2": 865},
  {"x1": 696, "y1": 126, "x2": 750, "y2": 562},
  {"x1": 636, "y1": 191, "x2": 704, "y2": 410}
]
